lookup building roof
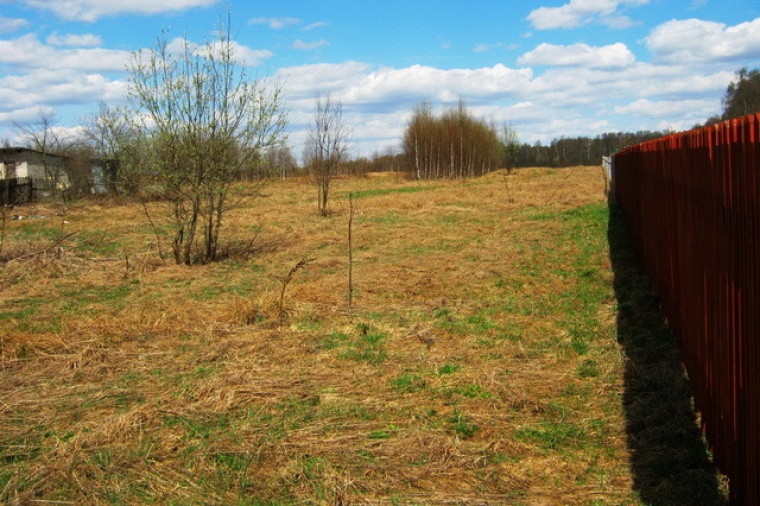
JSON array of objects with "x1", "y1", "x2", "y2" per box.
[{"x1": 0, "y1": 146, "x2": 67, "y2": 159}]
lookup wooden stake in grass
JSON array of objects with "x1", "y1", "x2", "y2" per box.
[
  {"x1": 502, "y1": 174, "x2": 515, "y2": 204},
  {"x1": 348, "y1": 193, "x2": 355, "y2": 317},
  {"x1": 0, "y1": 204, "x2": 8, "y2": 259}
]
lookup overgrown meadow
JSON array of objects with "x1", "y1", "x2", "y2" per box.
[{"x1": 0, "y1": 167, "x2": 725, "y2": 505}]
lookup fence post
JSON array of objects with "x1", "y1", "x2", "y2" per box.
[{"x1": 602, "y1": 156, "x2": 615, "y2": 202}]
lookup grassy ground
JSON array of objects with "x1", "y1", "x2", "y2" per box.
[{"x1": 0, "y1": 167, "x2": 726, "y2": 505}]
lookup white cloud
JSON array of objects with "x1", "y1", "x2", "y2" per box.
[
  {"x1": 612, "y1": 98, "x2": 715, "y2": 117},
  {"x1": 19, "y1": 0, "x2": 216, "y2": 22},
  {"x1": 277, "y1": 61, "x2": 374, "y2": 98},
  {"x1": 0, "y1": 70, "x2": 128, "y2": 111},
  {"x1": 0, "y1": 105, "x2": 53, "y2": 125},
  {"x1": 0, "y1": 17, "x2": 29, "y2": 33},
  {"x1": 654, "y1": 118, "x2": 699, "y2": 133},
  {"x1": 162, "y1": 37, "x2": 273, "y2": 67},
  {"x1": 0, "y1": 34, "x2": 129, "y2": 72},
  {"x1": 273, "y1": 56, "x2": 738, "y2": 154},
  {"x1": 535, "y1": 117, "x2": 613, "y2": 142},
  {"x1": 292, "y1": 39, "x2": 329, "y2": 51},
  {"x1": 0, "y1": 29, "x2": 274, "y2": 136},
  {"x1": 209, "y1": 40, "x2": 274, "y2": 67},
  {"x1": 303, "y1": 21, "x2": 329, "y2": 31},
  {"x1": 636, "y1": 69, "x2": 734, "y2": 99},
  {"x1": 528, "y1": 0, "x2": 650, "y2": 30},
  {"x1": 528, "y1": 63, "x2": 728, "y2": 110},
  {"x1": 46, "y1": 32, "x2": 103, "y2": 47},
  {"x1": 338, "y1": 64, "x2": 535, "y2": 107},
  {"x1": 473, "y1": 42, "x2": 507, "y2": 53},
  {"x1": 282, "y1": 63, "x2": 506, "y2": 133},
  {"x1": 518, "y1": 42, "x2": 635, "y2": 69},
  {"x1": 645, "y1": 17, "x2": 760, "y2": 64},
  {"x1": 602, "y1": 15, "x2": 638, "y2": 29},
  {"x1": 249, "y1": 17, "x2": 301, "y2": 29}
]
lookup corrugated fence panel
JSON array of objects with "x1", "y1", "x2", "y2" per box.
[{"x1": 613, "y1": 113, "x2": 760, "y2": 505}]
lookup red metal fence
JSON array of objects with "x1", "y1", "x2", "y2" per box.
[{"x1": 613, "y1": 112, "x2": 760, "y2": 505}]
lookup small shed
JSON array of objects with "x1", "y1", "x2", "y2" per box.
[
  {"x1": 0, "y1": 147, "x2": 119, "y2": 203},
  {"x1": 0, "y1": 147, "x2": 71, "y2": 204}
]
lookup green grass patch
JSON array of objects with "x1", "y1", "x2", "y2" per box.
[
  {"x1": 515, "y1": 422, "x2": 586, "y2": 451},
  {"x1": 337, "y1": 329, "x2": 388, "y2": 365},
  {"x1": 455, "y1": 384, "x2": 492, "y2": 399},
  {"x1": 577, "y1": 359, "x2": 600, "y2": 379},
  {"x1": 0, "y1": 297, "x2": 45, "y2": 322},
  {"x1": 77, "y1": 230, "x2": 126, "y2": 256},
  {"x1": 368, "y1": 425, "x2": 399, "y2": 439},
  {"x1": 437, "y1": 363, "x2": 461, "y2": 375},
  {"x1": 449, "y1": 409, "x2": 478, "y2": 438},
  {"x1": 390, "y1": 372, "x2": 427, "y2": 393},
  {"x1": 59, "y1": 281, "x2": 137, "y2": 313}
]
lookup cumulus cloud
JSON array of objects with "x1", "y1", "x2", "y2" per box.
[
  {"x1": 249, "y1": 17, "x2": 301, "y2": 29},
  {"x1": 528, "y1": 0, "x2": 649, "y2": 30},
  {"x1": 337, "y1": 64, "x2": 535, "y2": 107},
  {"x1": 273, "y1": 55, "x2": 736, "y2": 153},
  {"x1": 161, "y1": 36, "x2": 273, "y2": 67},
  {"x1": 612, "y1": 98, "x2": 716, "y2": 117},
  {"x1": 0, "y1": 17, "x2": 29, "y2": 33},
  {"x1": 46, "y1": 32, "x2": 103, "y2": 47},
  {"x1": 277, "y1": 61, "x2": 374, "y2": 97},
  {"x1": 518, "y1": 42, "x2": 635, "y2": 69},
  {"x1": 17, "y1": 0, "x2": 215, "y2": 21},
  {"x1": 0, "y1": 34, "x2": 129, "y2": 72},
  {"x1": 540, "y1": 63, "x2": 728, "y2": 107},
  {"x1": 0, "y1": 70, "x2": 128, "y2": 111},
  {"x1": 208, "y1": 40, "x2": 274, "y2": 66},
  {"x1": 645, "y1": 17, "x2": 760, "y2": 64},
  {"x1": 0, "y1": 28, "x2": 275, "y2": 136},
  {"x1": 0, "y1": 106, "x2": 53, "y2": 125},
  {"x1": 636, "y1": 69, "x2": 734, "y2": 99}
]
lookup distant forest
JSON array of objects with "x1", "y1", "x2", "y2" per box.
[
  {"x1": 512, "y1": 130, "x2": 667, "y2": 168},
  {"x1": 343, "y1": 130, "x2": 668, "y2": 176}
]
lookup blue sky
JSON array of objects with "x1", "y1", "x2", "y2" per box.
[{"x1": 1, "y1": 0, "x2": 759, "y2": 157}]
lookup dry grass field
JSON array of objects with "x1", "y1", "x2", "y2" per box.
[{"x1": 0, "y1": 167, "x2": 727, "y2": 505}]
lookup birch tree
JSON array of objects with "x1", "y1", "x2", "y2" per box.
[
  {"x1": 402, "y1": 101, "x2": 501, "y2": 180},
  {"x1": 304, "y1": 93, "x2": 351, "y2": 216}
]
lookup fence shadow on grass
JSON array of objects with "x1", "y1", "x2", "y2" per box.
[{"x1": 607, "y1": 203, "x2": 728, "y2": 506}]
